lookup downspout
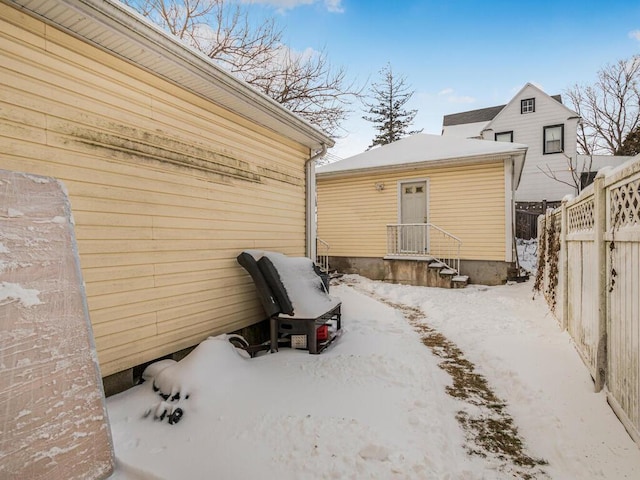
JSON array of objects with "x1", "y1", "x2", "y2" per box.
[
  {"x1": 306, "y1": 144, "x2": 327, "y2": 261},
  {"x1": 504, "y1": 155, "x2": 514, "y2": 264},
  {"x1": 510, "y1": 156, "x2": 520, "y2": 270}
]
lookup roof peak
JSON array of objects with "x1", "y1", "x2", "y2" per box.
[{"x1": 442, "y1": 88, "x2": 563, "y2": 127}]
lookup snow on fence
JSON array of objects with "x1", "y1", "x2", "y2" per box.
[{"x1": 537, "y1": 155, "x2": 640, "y2": 446}]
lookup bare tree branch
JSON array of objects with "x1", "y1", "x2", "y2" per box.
[
  {"x1": 538, "y1": 152, "x2": 594, "y2": 194},
  {"x1": 123, "y1": 0, "x2": 362, "y2": 136},
  {"x1": 565, "y1": 55, "x2": 640, "y2": 154}
]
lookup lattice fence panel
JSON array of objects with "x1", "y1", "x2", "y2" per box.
[
  {"x1": 610, "y1": 177, "x2": 640, "y2": 229},
  {"x1": 567, "y1": 197, "x2": 595, "y2": 233}
]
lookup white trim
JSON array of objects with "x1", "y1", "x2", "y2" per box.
[
  {"x1": 485, "y1": 82, "x2": 578, "y2": 132},
  {"x1": 504, "y1": 158, "x2": 514, "y2": 262},
  {"x1": 317, "y1": 150, "x2": 527, "y2": 179},
  {"x1": 306, "y1": 159, "x2": 317, "y2": 261},
  {"x1": 306, "y1": 145, "x2": 327, "y2": 260},
  {"x1": 383, "y1": 255, "x2": 433, "y2": 262}
]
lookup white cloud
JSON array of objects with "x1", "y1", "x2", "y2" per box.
[
  {"x1": 323, "y1": 0, "x2": 344, "y2": 13},
  {"x1": 447, "y1": 95, "x2": 476, "y2": 104},
  {"x1": 629, "y1": 30, "x2": 640, "y2": 41},
  {"x1": 436, "y1": 87, "x2": 475, "y2": 104},
  {"x1": 244, "y1": 0, "x2": 344, "y2": 13},
  {"x1": 272, "y1": 45, "x2": 320, "y2": 67}
]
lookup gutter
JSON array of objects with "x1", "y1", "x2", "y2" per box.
[
  {"x1": 316, "y1": 148, "x2": 528, "y2": 180},
  {"x1": 306, "y1": 144, "x2": 327, "y2": 261}
]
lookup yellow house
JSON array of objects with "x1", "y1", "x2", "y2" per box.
[
  {"x1": 316, "y1": 134, "x2": 527, "y2": 286},
  {"x1": 0, "y1": 0, "x2": 332, "y2": 390}
]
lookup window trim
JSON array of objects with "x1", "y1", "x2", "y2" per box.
[
  {"x1": 543, "y1": 124, "x2": 565, "y2": 154},
  {"x1": 495, "y1": 131, "x2": 514, "y2": 143},
  {"x1": 521, "y1": 98, "x2": 535, "y2": 114}
]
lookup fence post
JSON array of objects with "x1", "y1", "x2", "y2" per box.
[
  {"x1": 560, "y1": 198, "x2": 569, "y2": 331},
  {"x1": 593, "y1": 172, "x2": 607, "y2": 392}
]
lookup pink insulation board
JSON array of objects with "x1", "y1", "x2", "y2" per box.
[{"x1": 0, "y1": 170, "x2": 114, "y2": 479}]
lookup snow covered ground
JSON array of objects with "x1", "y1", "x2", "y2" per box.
[
  {"x1": 106, "y1": 276, "x2": 640, "y2": 479},
  {"x1": 517, "y1": 238, "x2": 539, "y2": 275}
]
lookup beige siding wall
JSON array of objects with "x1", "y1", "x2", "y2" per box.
[
  {"x1": 0, "y1": 5, "x2": 310, "y2": 376},
  {"x1": 317, "y1": 159, "x2": 507, "y2": 261}
]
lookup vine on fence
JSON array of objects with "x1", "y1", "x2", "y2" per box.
[
  {"x1": 533, "y1": 213, "x2": 560, "y2": 311},
  {"x1": 533, "y1": 216, "x2": 546, "y2": 296},
  {"x1": 608, "y1": 203, "x2": 622, "y2": 293},
  {"x1": 545, "y1": 216, "x2": 560, "y2": 311}
]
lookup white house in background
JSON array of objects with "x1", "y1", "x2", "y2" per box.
[{"x1": 443, "y1": 83, "x2": 584, "y2": 203}]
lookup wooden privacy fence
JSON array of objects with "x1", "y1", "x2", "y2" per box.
[
  {"x1": 515, "y1": 210, "x2": 540, "y2": 240},
  {"x1": 537, "y1": 155, "x2": 640, "y2": 445},
  {"x1": 515, "y1": 201, "x2": 562, "y2": 240}
]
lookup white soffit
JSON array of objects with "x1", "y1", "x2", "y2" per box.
[{"x1": 6, "y1": 0, "x2": 333, "y2": 150}]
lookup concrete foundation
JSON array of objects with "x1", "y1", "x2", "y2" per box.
[
  {"x1": 329, "y1": 256, "x2": 514, "y2": 286},
  {"x1": 102, "y1": 345, "x2": 197, "y2": 396}
]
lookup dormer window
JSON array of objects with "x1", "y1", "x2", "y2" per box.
[{"x1": 521, "y1": 98, "x2": 535, "y2": 114}]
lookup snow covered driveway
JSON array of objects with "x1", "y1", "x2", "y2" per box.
[{"x1": 106, "y1": 276, "x2": 640, "y2": 479}]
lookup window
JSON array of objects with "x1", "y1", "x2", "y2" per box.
[
  {"x1": 521, "y1": 98, "x2": 535, "y2": 114},
  {"x1": 543, "y1": 124, "x2": 564, "y2": 154},
  {"x1": 495, "y1": 131, "x2": 513, "y2": 143}
]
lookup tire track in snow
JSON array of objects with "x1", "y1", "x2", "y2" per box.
[{"x1": 337, "y1": 277, "x2": 549, "y2": 480}]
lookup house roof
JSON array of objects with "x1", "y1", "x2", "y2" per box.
[
  {"x1": 442, "y1": 93, "x2": 563, "y2": 127},
  {"x1": 8, "y1": 0, "x2": 333, "y2": 151},
  {"x1": 441, "y1": 121, "x2": 491, "y2": 138},
  {"x1": 488, "y1": 84, "x2": 577, "y2": 131},
  {"x1": 316, "y1": 134, "x2": 528, "y2": 187},
  {"x1": 443, "y1": 104, "x2": 507, "y2": 127}
]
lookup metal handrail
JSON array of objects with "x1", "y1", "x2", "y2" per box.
[
  {"x1": 316, "y1": 237, "x2": 330, "y2": 273},
  {"x1": 388, "y1": 223, "x2": 463, "y2": 243},
  {"x1": 386, "y1": 223, "x2": 462, "y2": 275}
]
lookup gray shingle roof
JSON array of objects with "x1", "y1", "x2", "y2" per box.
[
  {"x1": 443, "y1": 105, "x2": 505, "y2": 126},
  {"x1": 443, "y1": 95, "x2": 562, "y2": 126}
]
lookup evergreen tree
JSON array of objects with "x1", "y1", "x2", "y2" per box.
[
  {"x1": 362, "y1": 63, "x2": 422, "y2": 149},
  {"x1": 616, "y1": 126, "x2": 640, "y2": 156}
]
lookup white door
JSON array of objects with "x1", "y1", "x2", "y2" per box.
[{"x1": 400, "y1": 181, "x2": 428, "y2": 253}]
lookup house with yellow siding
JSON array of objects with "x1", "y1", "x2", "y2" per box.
[
  {"x1": 316, "y1": 134, "x2": 527, "y2": 286},
  {"x1": 0, "y1": 0, "x2": 332, "y2": 392}
]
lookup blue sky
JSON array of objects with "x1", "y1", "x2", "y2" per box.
[{"x1": 247, "y1": 0, "x2": 640, "y2": 157}]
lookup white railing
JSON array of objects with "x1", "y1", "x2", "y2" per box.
[
  {"x1": 316, "y1": 237, "x2": 330, "y2": 273},
  {"x1": 386, "y1": 223, "x2": 462, "y2": 274}
]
